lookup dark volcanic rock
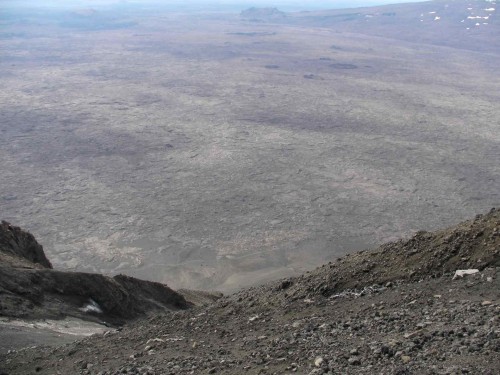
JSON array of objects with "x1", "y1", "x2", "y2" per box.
[
  {"x1": 0, "y1": 266, "x2": 190, "y2": 324},
  {"x1": 0, "y1": 220, "x2": 52, "y2": 268},
  {"x1": 0, "y1": 221, "x2": 191, "y2": 324}
]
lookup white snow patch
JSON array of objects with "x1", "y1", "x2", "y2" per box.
[
  {"x1": 484, "y1": 8, "x2": 495, "y2": 11},
  {"x1": 434, "y1": 16, "x2": 441, "y2": 20},
  {"x1": 429, "y1": 11, "x2": 436, "y2": 14},
  {"x1": 0, "y1": 317, "x2": 110, "y2": 337},
  {"x1": 476, "y1": 22, "x2": 481, "y2": 25},
  {"x1": 80, "y1": 298, "x2": 103, "y2": 314}
]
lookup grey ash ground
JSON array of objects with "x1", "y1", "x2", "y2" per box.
[{"x1": 1, "y1": 209, "x2": 498, "y2": 374}]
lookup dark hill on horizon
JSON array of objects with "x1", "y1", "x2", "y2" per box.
[{"x1": 1, "y1": 208, "x2": 499, "y2": 374}]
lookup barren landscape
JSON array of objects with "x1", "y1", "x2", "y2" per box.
[
  {"x1": 2, "y1": 207, "x2": 499, "y2": 374},
  {"x1": 1, "y1": 0, "x2": 499, "y2": 292}
]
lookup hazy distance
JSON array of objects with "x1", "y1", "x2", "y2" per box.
[{"x1": 2, "y1": 0, "x2": 430, "y2": 12}]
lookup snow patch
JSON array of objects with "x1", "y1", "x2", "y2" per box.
[
  {"x1": 434, "y1": 16, "x2": 441, "y2": 20},
  {"x1": 80, "y1": 298, "x2": 103, "y2": 314},
  {"x1": 0, "y1": 317, "x2": 110, "y2": 337}
]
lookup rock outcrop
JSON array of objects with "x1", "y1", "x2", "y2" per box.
[
  {"x1": 0, "y1": 221, "x2": 191, "y2": 325},
  {"x1": 0, "y1": 221, "x2": 52, "y2": 268}
]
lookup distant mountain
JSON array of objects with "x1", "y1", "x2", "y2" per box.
[{"x1": 241, "y1": 7, "x2": 287, "y2": 22}]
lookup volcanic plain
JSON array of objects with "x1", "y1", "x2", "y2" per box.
[{"x1": 0, "y1": 0, "x2": 499, "y2": 291}]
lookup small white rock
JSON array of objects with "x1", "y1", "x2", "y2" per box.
[
  {"x1": 453, "y1": 269, "x2": 479, "y2": 280},
  {"x1": 314, "y1": 356, "x2": 324, "y2": 367},
  {"x1": 248, "y1": 315, "x2": 259, "y2": 322}
]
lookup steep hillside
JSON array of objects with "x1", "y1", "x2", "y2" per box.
[
  {"x1": 274, "y1": 207, "x2": 500, "y2": 300},
  {"x1": 2, "y1": 209, "x2": 498, "y2": 374}
]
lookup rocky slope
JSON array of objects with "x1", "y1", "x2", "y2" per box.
[
  {"x1": 1, "y1": 209, "x2": 499, "y2": 374},
  {"x1": 0, "y1": 221, "x2": 190, "y2": 326}
]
